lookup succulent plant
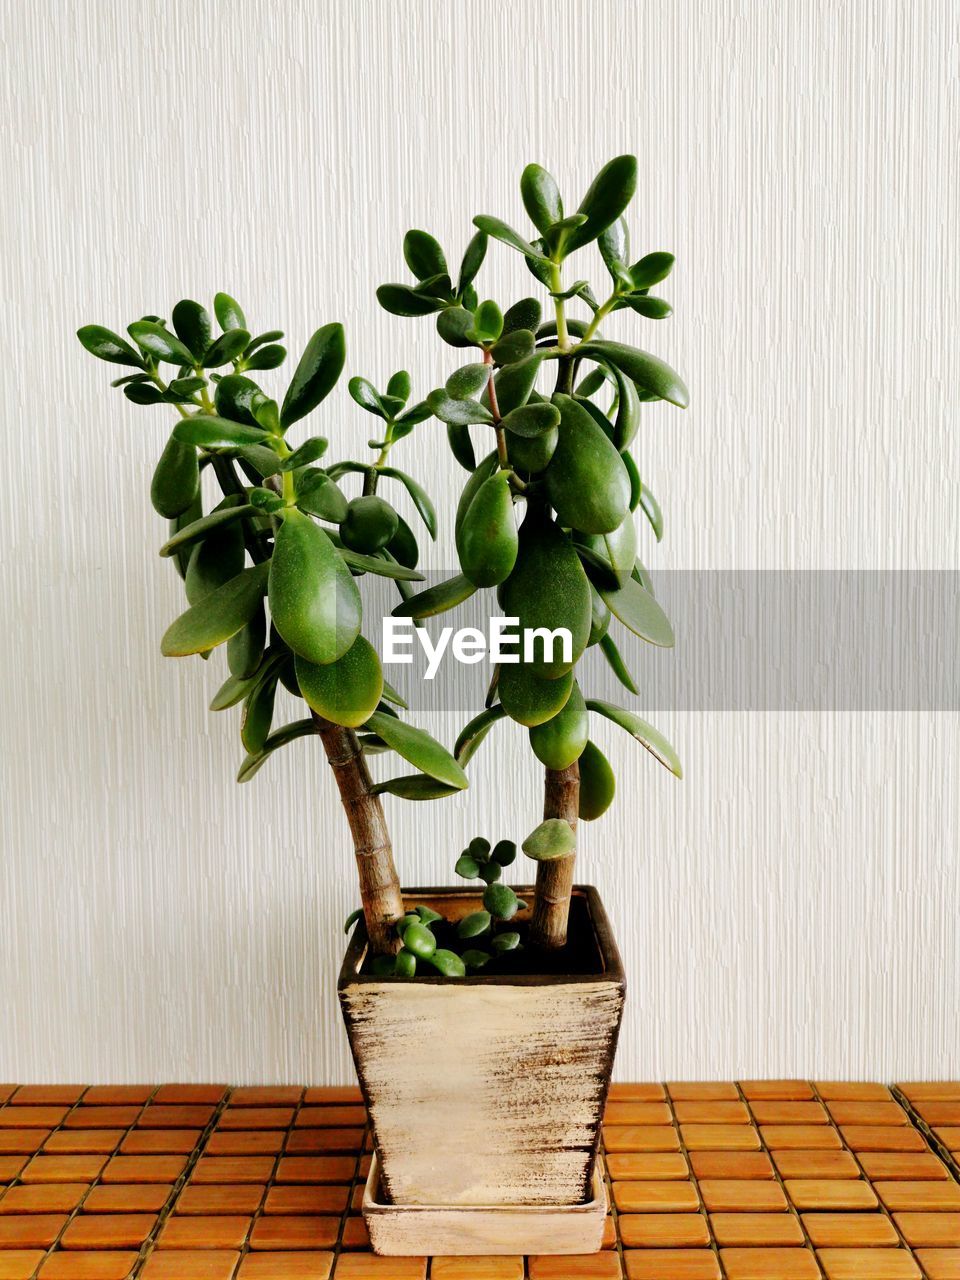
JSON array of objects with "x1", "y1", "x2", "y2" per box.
[{"x1": 380, "y1": 156, "x2": 685, "y2": 948}]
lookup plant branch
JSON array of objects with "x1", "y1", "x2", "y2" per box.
[
  {"x1": 312, "y1": 713, "x2": 404, "y2": 955},
  {"x1": 530, "y1": 762, "x2": 579, "y2": 949}
]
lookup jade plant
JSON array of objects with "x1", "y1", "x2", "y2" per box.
[
  {"x1": 347, "y1": 838, "x2": 524, "y2": 977},
  {"x1": 77, "y1": 151, "x2": 685, "y2": 974},
  {"x1": 77, "y1": 298, "x2": 468, "y2": 957},
  {"x1": 378, "y1": 154, "x2": 686, "y2": 951}
]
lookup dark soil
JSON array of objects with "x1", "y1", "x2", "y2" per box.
[{"x1": 359, "y1": 895, "x2": 605, "y2": 979}]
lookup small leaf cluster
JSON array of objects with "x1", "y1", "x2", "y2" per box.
[
  {"x1": 78, "y1": 296, "x2": 466, "y2": 799},
  {"x1": 376, "y1": 156, "x2": 686, "y2": 850},
  {"x1": 347, "y1": 837, "x2": 524, "y2": 979}
]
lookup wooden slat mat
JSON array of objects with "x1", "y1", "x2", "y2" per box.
[{"x1": 0, "y1": 1082, "x2": 958, "y2": 1278}]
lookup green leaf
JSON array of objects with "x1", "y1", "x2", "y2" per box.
[
  {"x1": 241, "y1": 668, "x2": 278, "y2": 754},
  {"x1": 378, "y1": 466, "x2": 437, "y2": 538},
  {"x1": 77, "y1": 324, "x2": 145, "y2": 367},
  {"x1": 237, "y1": 718, "x2": 317, "y2": 783},
  {"x1": 415, "y1": 905, "x2": 443, "y2": 925},
  {"x1": 578, "y1": 739, "x2": 616, "y2": 820},
  {"x1": 498, "y1": 663, "x2": 574, "y2": 728},
  {"x1": 490, "y1": 931, "x2": 520, "y2": 953},
  {"x1": 365, "y1": 711, "x2": 468, "y2": 790},
  {"x1": 370, "y1": 774, "x2": 464, "y2": 800},
  {"x1": 403, "y1": 229, "x2": 448, "y2": 281},
  {"x1": 171, "y1": 300, "x2": 212, "y2": 361},
  {"x1": 386, "y1": 371, "x2": 411, "y2": 404},
  {"x1": 638, "y1": 481, "x2": 663, "y2": 542},
  {"x1": 344, "y1": 908, "x2": 363, "y2": 935},
  {"x1": 159, "y1": 502, "x2": 255, "y2": 556},
  {"x1": 214, "y1": 293, "x2": 246, "y2": 331},
  {"x1": 447, "y1": 422, "x2": 477, "y2": 472},
  {"x1": 502, "y1": 297, "x2": 542, "y2": 336},
  {"x1": 269, "y1": 509, "x2": 361, "y2": 665},
  {"x1": 493, "y1": 353, "x2": 542, "y2": 417},
  {"x1": 426, "y1": 389, "x2": 493, "y2": 426},
  {"x1": 239, "y1": 445, "x2": 282, "y2": 478},
  {"x1": 568, "y1": 154, "x2": 638, "y2": 252},
  {"x1": 391, "y1": 573, "x2": 476, "y2": 619},
  {"x1": 598, "y1": 224, "x2": 633, "y2": 291},
  {"x1": 599, "y1": 632, "x2": 639, "y2": 695},
  {"x1": 127, "y1": 320, "x2": 195, "y2": 366},
  {"x1": 544, "y1": 214, "x2": 590, "y2": 258},
  {"x1": 491, "y1": 329, "x2": 535, "y2": 365},
  {"x1": 381, "y1": 677, "x2": 408, "y2": 710},
  {"x1": 397, "y1": 398, "x2": 432, "y2": 426},
  {"x1": 520, "y1": 163, "x2": 563, "y2": 235},
  {"x1": 151, "y1": 434, "x2": 200, "y2": 518},
  {"x1": 483, "y1": 882, "x2": 519, "y2": 920},
  {"x1": 281, "y1": 322, "x2": 346, "y2": 428},
  {"x1": 335, "y1": 547, "x2": 423, "y2": 582},
  {"x1": 469, "y1": 300, "x2": 503, "y2": 344},
  {"x1": 586, "y1": 699, "x2": 682, "y2": 778},
  {"x1": 348, "y1": 376, "x2": 386, "y2": 417},
  {"x1": 296, "y1": 470, "x2": 349, "y2": 522},
  {"x1": 454, "y1": 705, "x2": 506, "y2": 767},
  {"x1": 457, "y1": 231, "x2": 488, "y2": 295},
  {"x1": 228, "y1": 604, "x2": 266, "y2": 678},
  {"x1": 377, "y1": 284, "x2": 446, "y2": 317},
  {"x1": 436, "y1": 305, "x2": 477, "y2": 347},
  {"x1": 402, "y1": 921, "x2": 437, "y2": 958},
  {"x1": 455, "y1": 853, "x2": 480, "y2": 879},
  {"x1": 462, "y1": 948, "x2": 491, "y2": 970},
  {"x1": 210, "y1": 669, "x2": 260, "y2": 711},
  {"x1": 522, "y1": 818, "x2": 576, "y2": 861},
  {"x1": 528, "y1": 681, "x2": 588, "y2": 771},
  {"x1": 425, "y1": 949, "x2": 466, "y2": 977},
  {"x1": 247, "y1": 329, "x2": 284, "y2": 353},
  {"x1": 214, "y1": 373, "x2": 266, "y2": 425},
  {"x1": 631, "y1": 251, "x2": 675, "y2": 289},
  {"x1": 278, "y1": 436, "x2": 328, "y2": 471},
  {"x1": 580, "y1": 340, "x2": 688, "y2": 408},
  {"x1": 473, "y1": 215, "x2": 551, "y2": 264},
  {"x1": 173, "y1": 416, "x2": 268, "y2": 448},
  {"x1": 458, "y1": 911, "x2": 491, "y2": 939},
  {"x1": 610, "y1": 365, "x2": 640, "y2": 451},
  {"x1": 393, "y1": 950, "x2": 416, "y2": 978},
  {"x1": 622, "y1": 295, "x2": 672, "y2": 319},
  {"x1": 501, "y1": 402, "x2": 559, "y2": 438},
  {"x1": 245, "y1": 343, "x2": 286, "y2": 370},
  {"x1": 469, "y1": 836, "x2": 491, "y2": 861},
  {"x1": 598, "y1": 575, "x2": 674, "y2": 647},
  {"x1": 492, "y1": 840, "x2": 516, "y2": 867},
  {"x1": 161, "y1": 562, "x2": 269, "y2": 657},
  {"x1": 203, "y1": 329, "x2": 251, "y2": 368},
  {"x1": 446, "y1": 363, "x2": 491, "y2": 400},
  {"x1": 295, "y1": 635, "x2": 383, "y2": 728}
]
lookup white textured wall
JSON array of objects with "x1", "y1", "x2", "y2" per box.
[{"x1": 1, "y1": 0, "x2": 958, "y2": 1083}]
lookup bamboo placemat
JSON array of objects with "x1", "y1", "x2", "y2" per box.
[{"x1": 1, "y1": 1081, "x2": 958, "y2": 1278}]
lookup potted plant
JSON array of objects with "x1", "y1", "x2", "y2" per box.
[{"x1": 77, "y1": 153, "x2": 686, "y2": 1257}]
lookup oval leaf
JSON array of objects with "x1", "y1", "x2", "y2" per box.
[
  {"x1": 522, "y1": 818, "x2": 576, "y2": 861},
  {"x1": 586, "y1": 699, "x2": 682, "y2": 777},
  {"x1": 280, "y1": 323, "x2": 346, "y2": 428},
  {"x1": 161, "y1": 562, "x2": 269, "y2": 657},
  {"x1": 365, "y1": 710, "x2": 468, "y2": 790},
  {"x1": 269, "y1": 509, "x2": 362, "y2": 664}
]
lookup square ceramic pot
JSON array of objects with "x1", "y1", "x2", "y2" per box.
[{"x1": 338, "y1": 884, "x2": 625, "y2": 1209}]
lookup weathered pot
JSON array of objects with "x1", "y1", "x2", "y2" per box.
[{"x1": 338, "y1": 884, "x2": 625, "y2": 1210}]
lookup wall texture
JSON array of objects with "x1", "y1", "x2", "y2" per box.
[{"x1": 1, "y1": 0, "x2": 958, "y2": 1083}]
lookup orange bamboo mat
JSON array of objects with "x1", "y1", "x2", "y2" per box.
[{"x1": 0, "y1": 1081, "x2": 958, "y2": 1278}]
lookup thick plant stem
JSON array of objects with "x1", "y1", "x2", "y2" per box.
[
  {"x1": 313, "y1": 714, "x2": 404, "y2": 954},
  {"x1": 530, "y1": 761, "x2": 580, "y2": 949}
]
